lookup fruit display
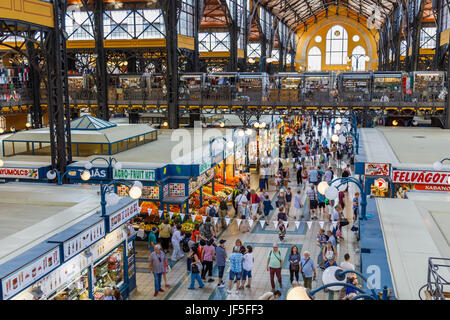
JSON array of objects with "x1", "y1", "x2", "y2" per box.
[
  {"x1": 140, "y1": 201, "x2": 160, "y2": 214},
  {"x1": 181, "y1": 222, "x2": 195, "y2": 233}
]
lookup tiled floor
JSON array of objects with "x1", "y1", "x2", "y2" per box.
[{"x1": 130, "y1": 126, "x2": 360, "y2": 300}]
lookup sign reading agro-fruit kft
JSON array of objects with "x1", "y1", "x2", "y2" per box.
[{"x1": 113, "y1": 168, "x2": 155, "y2": 181}]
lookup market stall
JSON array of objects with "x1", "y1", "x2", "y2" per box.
[
  {"x1": 372, "y1": 72, "x2": 404, "y2": 102},
  {"x1": 179, "y1": 73, "x2": 205, "y2": 101},
  {"x1": 204, "y1": 72, "x2": 237, "y2": 102},
  {"x1": 408, "y1": 71, "x2": 446, "y2": 102},
  {"x1": 236, "y1": 72, "x2": 269, "y2": 102},
  {"x1": 337, "y1": 72, "x2": 372, "y2": 102},
  {"x1": 269, "y1": 73, "x2": 302, "y2": 102},
  {"x1": 300, "y1": 72, "x2": 335, "y2": 103}
]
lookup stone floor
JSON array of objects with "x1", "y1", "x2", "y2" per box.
[{"x1": 130, "y1": 125, "x2": 360, "y2": 300}]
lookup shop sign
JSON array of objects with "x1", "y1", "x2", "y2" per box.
[
  {"x1": 392, "y1": 169, "x2": 450, "y2": 185},
  {"x1": 63, "y1": 221, "x2": 105, "y2": 261},
  {"x1": 374, "y1": 178, "x2": 388, "y2": 191},
  {"x1": 72, "y1": 167, "x2": 108, "y2": 180},
  {"x1": 1, "y1": 247, "x2": 61, "y2": 300},
  {"x1": 113, "y1": 168, "x2": 155, "y2": 181},
  {"x1": 28, "y1": 254, "x2": 90, "y2": 300},
  {"x1": 364, "y1": 163, "x2": 391, "y2": 176},
  {"x1": 0, "y1": 167, "x2": 39, "y2": 180},
  {"x1": 413, "y1": 184, "x2": 450, "y2": 192},
  {"x1": 108, "y1": 200, "x2": 140, "y2": 232},
  {"x1": 90, "y1": 226, "x2": 127, "y2": 262}
]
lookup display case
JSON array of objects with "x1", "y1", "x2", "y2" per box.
[
  {"x1": 93, "y1": 244, "x2": 125, "y2": 300},
  {"x1": 205, "y1": 72, "x2": 237, "y2": 102},
  {"x1": 410, "y1": 71, "x2": 446, "y2": 102},
  {"x1": 236, "y1": 72, "x2": 269, "y2": 102},
  {"x1": 337, "y1": 72, "x2": 372, "y2": 102},
  {"x1": 179, "y1": 73, "x2": 205, "y2": 101},
  {"x1": 300, "y1": 72, "x2": 335, "y2": 103},
  {"x1": 269, "y1": 73, "x2": 302, "y2": 102},
  {"x1": 49, "y1": 268, "x2": 90, "y2": 300},
  {"x1": 372, "y1": 72, "x2": 403, "y2": 102}
]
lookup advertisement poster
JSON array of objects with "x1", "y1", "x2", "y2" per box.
[
  {"x1": 109, "y1": 200, "x2": 140, "y2": 232},
  {"x1": 364, "y1": 163, "x2": 391, "y2": 176}
]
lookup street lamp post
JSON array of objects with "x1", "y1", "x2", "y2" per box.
[
  {"x1": 287, "y1": 267, "x2": 392, "y2": 300},
  {"x1": 85, "y1": 156, "x2": 123, "y2": 180},
  {"x1": 47, "y1": 168, "x2": 91, "y2": 185},
  {"x1": 99, "y1": 179, "x2": 143, "y2": 216}
]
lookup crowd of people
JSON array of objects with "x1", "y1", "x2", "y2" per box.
[{"x1": 144, "y1": 116, "x2": 360, "y2": 300}]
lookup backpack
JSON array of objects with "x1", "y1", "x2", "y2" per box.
[
  {"x1": 208, "y1": 205, "x2": 217, "y2": 217},
  {"x1": 182, "y1": 238, "x2": 190, "y2": 253},
  {"x1": 201, "y1": 223, "x2": 213, "y2": 239}
]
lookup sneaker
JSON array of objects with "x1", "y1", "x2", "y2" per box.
[
  {"x1": 208, "y1": 279, "x2": 215, "y2": 283},
  {"x1": 245, "y1": 284, "x2": 251, "y2": 288},
  {"x1": 218, "y1": 282, "x2": 225, "y2": 288},
  {"x1": 235, "y1": 290, "x2": 239, "y2": 294},
  {"x1": 226, "y1": 289, "x2": 232, "y2": 294},
  {"x1": 153, "y1": 291, "x2": 159, "y2": 297},
  {"x1": 199, "y1": 285, "x2": 204, "y2": 289},
  {"x1": 165, "y1": 284, "x2": 171, "y2": 288},
  {"x1": 159, "y1": 288, "x2": 165, "y2": 292}
]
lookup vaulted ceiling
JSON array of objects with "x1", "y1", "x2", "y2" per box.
[{"x1": 258, "y1": 0, "x2": 397, "y2": 30}]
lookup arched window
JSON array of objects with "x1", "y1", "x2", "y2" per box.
[
  {"x1": 307, "y1": 46, "x2": 322, "y2": 71},
  {"x1": 326, "y1": 25, "x2": 348, "y2": 65},
  {"x1": 351, "y1": 45, "x2": 366, "y2": 71}
]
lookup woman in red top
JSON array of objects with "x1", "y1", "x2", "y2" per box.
[{"x1": 191, "y1": 224, "x2": 201, "y2": 243}]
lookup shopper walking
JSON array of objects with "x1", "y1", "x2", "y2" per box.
[
  {"x1": 149, "y1": 245, "x2": 168, "y2": 297},
  {"x1": 293, "y1": 189, "x2": 303, "y2": 219},
  {"x1": 262, "y1": 194, "x2": 273, "y2": 226},
  {"x1": 307, "y1": 185, "x2": 318, "y2": 219},
  {"x1": 323, "y1": 241, "x2": 338, "y2": 269},
  {"x1": 285, "y1": 187, "x2": 293, "y2": 216},
  {"x1": 338, "y1": 253, "x2": 356, "y2": 299},
  {"x1": 159, "y1": 218, "x2": 172, "y2": 253},
  {"x1": 267, "y1": 243, "x2": 283, "y2": 290},
  {"x1": 288, "y1": 245, "x2": 301, "y2": 283},
  {"x1": 250, "y1": 189, "x2": 261, "y2": 219},
  {"x1": 171, "y1": 224, "x2": 184, "y2": 261},
  {"x1": 241, "y1": 245, "x2": 254, "y2": 289},
  {"x1": 188, "y1": 244, "x2": 205, "y2": 290},
  {"x1": 215, "y1": 239, "x2": 227, "y2": 288},
  {"x1": 219, "y1": 197, "x2": 229, "y2": 230},
  {"x1": 148, "y1": 227, "x2": 158, "y2": 253},
  {"x1": 227, "y1": 246, "x2": 244, "y2": 294},
  {"x1": 201, "y1": 239, "x2": 215, "y2": 283},
  {"x1": 300, "y1": 251, "x2": 316, "y2": 290}
]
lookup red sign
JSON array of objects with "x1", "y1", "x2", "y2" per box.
[
  {"x1": 392, "y1": 170, "x2": 450, "y2": 185},
  {"x1": 414, "y1": 184, "x2": 450, "y2": 192}
]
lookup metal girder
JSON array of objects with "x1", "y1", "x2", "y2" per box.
[
  {"x1": 26, "y1": 38, "x2": 42, "y2": 129},
  {"x1": 411, "y1": 0, "x2": 426, "y2": 71},
  {"x1": 46, "y1": 0, "x2": 72, "y2": 174},
  {"x1": 160, "y1": 0, "x2": 180, "y2": 129}
]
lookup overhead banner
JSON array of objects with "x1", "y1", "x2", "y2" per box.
[
  {"x1": 391, "y1": 169, "x2": 450, "y2": 185},
  {"x1": 0, "y1": 168, "x2": 39, "y2": 180}
]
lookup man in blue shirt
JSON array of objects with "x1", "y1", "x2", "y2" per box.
[
  {"x1": 308, "y1": 167, "x2": 319, "y2": 185},
  {"x1": 326, "y1": 230, "x2": 336, "y2": 247},
  {"x1": 322, "y1": 138, "x2": 328, "y2": 148},
  {"x1": 300, "y1": 251, "x2": 316, "y2": 289}
]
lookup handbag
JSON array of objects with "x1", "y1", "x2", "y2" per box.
[
  {"x1": 340, "y1": 218, "x2": 349, "y2": 227},
  {"x1": 275, "y1": 201, "x2": 281, "y2": 208}
]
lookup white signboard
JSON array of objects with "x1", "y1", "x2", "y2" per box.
[
  {"x1": 1, "y1": 247, "x2": 61, "y2": 300},
  {"x1": 109, "y1": 200, "x2": 140, "y2": 232},
  {"x1": 113, "y1": 168, "x2": 155, "y2": 181},
  {"x1": 63, "y1": 220, "x2": 105, "y2": 261},
  {"x1": 0, "y1": 167, "x2": 39, "y2": 180}
]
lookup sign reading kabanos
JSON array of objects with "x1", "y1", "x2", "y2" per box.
[{"x1": 392, "y1": 170, "x2": 450, "y2": 185}]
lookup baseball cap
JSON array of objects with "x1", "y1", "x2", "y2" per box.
[{"x1": 219, "y1": 239, "x2": 227, "y2": 244}]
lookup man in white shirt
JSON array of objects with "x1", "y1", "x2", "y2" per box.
[
  {"x1": 234, "y1": 191, "x2": 248, "y2": 217},
  {"x1": 339, "y1": 253, "x2": 356, "y2": 299}
]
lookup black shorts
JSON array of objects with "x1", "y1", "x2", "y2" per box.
[
  {"x1": 309, "y1": 199, "x2": 318, "y2": 209},
  {"x1": 318, "y1": 202, "x2": 325, "y2": 208}
]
